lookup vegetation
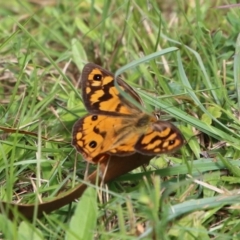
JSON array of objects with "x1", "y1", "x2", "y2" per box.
[{"x1": 0, "y1": 0, "x2": 240, "y2": 239}]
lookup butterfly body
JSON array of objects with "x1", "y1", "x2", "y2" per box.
[{"x1": 72, "y1": 63, "x2": 184, "y2": 163}]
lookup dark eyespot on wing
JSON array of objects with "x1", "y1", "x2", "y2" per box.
[
  {"x1": 89, "y1": 141, "x2": 97, "y2": 148},
  {"x1": 93, "y1": 74, "x2": 102, "y2": 81}
]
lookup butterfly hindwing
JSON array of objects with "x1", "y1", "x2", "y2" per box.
[{"x1": 135, "y1": 121, "x2": 184, "y2": 155}]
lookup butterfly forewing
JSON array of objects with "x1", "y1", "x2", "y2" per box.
[
  {"x1": 72, "y1": 114, "x2": 140, "y2": 162},
  {"x1": 81, "y1": 63, "x2": 143, "y2": 116}
]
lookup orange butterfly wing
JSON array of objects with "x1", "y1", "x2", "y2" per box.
[
  {"x1": 72, "y1": 114, "x2": 139, "y2": 162},
  {"x1": 80, "y1": 63, "x2": 143, "y2": 115},
  {"x1": 135, "y1": 121, "x2": 184, "y2": 155}
]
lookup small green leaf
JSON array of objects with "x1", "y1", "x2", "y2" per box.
[
  {"x1": 18, "y1": 221, "x2": 43, "y2": 240},
  {"x1": 66, "y1": 187, "x2": 97, "y2": 240}
]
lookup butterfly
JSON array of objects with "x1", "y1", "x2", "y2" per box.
[{"x1": 72, "y1": 63, "x2": 184, "y2": 163}]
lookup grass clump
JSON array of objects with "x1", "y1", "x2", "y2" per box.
[{"x1": 0, "y1": 0, "x2": 240, "y2": 239}]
